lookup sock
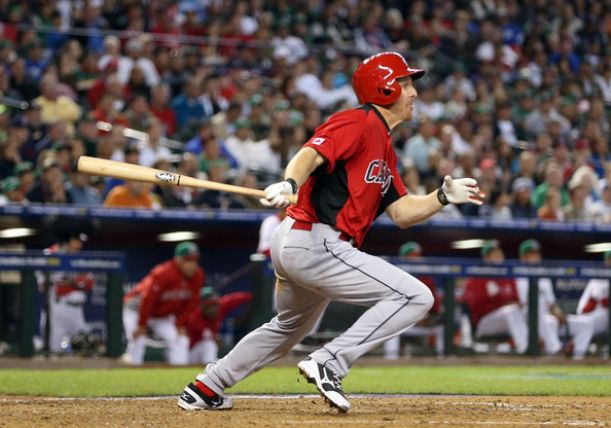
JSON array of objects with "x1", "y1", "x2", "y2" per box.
[{"x1": 194, "y1": 380, "x2": 217, "y2": 397}]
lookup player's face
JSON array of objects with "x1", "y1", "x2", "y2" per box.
[
  {"x1": 521, "y1": 251, "x2": 541, "y2": 263},
  {"x1": 396, "y1": 77, "x2": 418, "y2": 121},
  {"x1": 177, "y1": 258, "x2": 199, "y2": 278},
  {"x1": 486, "y1": 248, "x2": 504, "y2": 262},
  {"x1": 201, "y1": 302, "x2": 219, "y2": 319}
]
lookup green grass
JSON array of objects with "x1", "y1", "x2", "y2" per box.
[{"x1": 1, "y1": 366, "x2": 610, "y2": 397}]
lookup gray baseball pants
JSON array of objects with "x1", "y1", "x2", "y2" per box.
[{"x1": 201, "y1": 217, "x2": 433, "y2": 393}]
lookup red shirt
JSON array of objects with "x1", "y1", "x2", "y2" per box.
[
  {"x1": 124, "y1": 260, "x2": 204, "y2": 328},
  {"x1": 185, "y1": 292, "x2": 253, "y2": 348},
  {"x1": 151, "y1": 107, "x2": 177, "y2": 136},
  {"x1": 463, "y1": 277, "x2": 520, "y2": 327},
  {"x1": 288, "y1": 104, "x2": 407, "y2": 247}
]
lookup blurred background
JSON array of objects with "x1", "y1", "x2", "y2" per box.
[{"x1": 0, "y1": 0, "x2": 608, "y2": 364}]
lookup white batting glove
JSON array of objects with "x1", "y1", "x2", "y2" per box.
[
  {"x1": 260, "y1": 180, "x2": 295, "y2": 208},
  {"x1": 438, "y1": 175, "x2": 485, "y2": 206}
]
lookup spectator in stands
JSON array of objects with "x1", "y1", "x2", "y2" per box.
[
  {"x1": 0, "y1": 176, "x2": 24, "y2": 205},
  {"x1": 66, "y1": 164, "x2": 102, "y2": 206},
  {"x1": 0, "y1": 139, "x2": 21, "y2": 178},
  {"x1": 515, "y1": 240, "x2": 564, "y2": 355},
  {"x1": 568, "y1": 251, "x2": 610, "y2": 359},
  {"x1": 564, "y1": 181, "x2": 598, "y2": 222},
  {"x1": 591, "y1": 182, "x2": 611, "y2": 223},
  {"x1": 403, "y1": 118, "x2": 440, "y2": 174},
  {"x1": 27, "y1": 158, "x2": 73, "y2": 204},
  {"x1": 384, "y1": 242, "x2": 444, "y2": 358},
  {"x1": 210, "y1": 101, "x2": 242, "y2": 141},
  {"x1": 510, "y1": 178, "x2": 537, "y2": 219},
  {"x1": 171, "y1": 79, "x2": 205, "y2": 131},
  {"x1": 138, "y1": 119, "x2": 171, "y2": 167},
  {"x1": 104, "y1": 180, "x2": 155, "y2": 209},
  {"x1": 150, "y1": 84, "x2": 177, "y2": 137},
  {"x1": 538, "y1": 187, "x2": 565, "y2": 222},
  {"x1": 33, "y1": 74, "x2": 81, "y2": 133},
  {"x1": 14, "y1": 161, "x2": 34, "y2": 195},
  {"x1": 186, "y1": 287, "x2": 253, "y2": 365},
  {"x1": 124, "y1": 94, "x2": 153, "y2": 132},
  {"x1": 123, "y1": 242, "x2": 204, "y2": 365},
  {"x1": 463, "y1": 240, "x2": 528, "y2": 354},
  {"x1": 532, "y1": 162, "x2": 570, "y2": 209}
]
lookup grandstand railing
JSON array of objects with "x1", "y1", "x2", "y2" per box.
[{"x1": 2, "y1": 204, "x2": 611, "y2": 234}]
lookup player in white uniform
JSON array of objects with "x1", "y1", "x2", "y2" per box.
[
  {"x1": 515, "y1": 239, "x2": 564, "y2": 355},
  {"x1": 38, "y1": 233, "x2": 94, "y2": 353},
  {"x1": 567, "y1": 251, "x2": 610, "y2": 359},
  {"x1": 178, "y1": 52, "x2": 484, "y2": 413}
]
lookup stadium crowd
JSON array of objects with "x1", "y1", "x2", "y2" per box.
[{"x1": 0, "y1": 0, "x2": 609, "y2": 221}]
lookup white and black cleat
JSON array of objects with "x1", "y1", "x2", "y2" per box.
[
  {"x1": 177, "y1": 381, "x2": 233, "y2": 411},
  {"x1": 298, "y1": 357, "x2": 351, "y2": 413}
]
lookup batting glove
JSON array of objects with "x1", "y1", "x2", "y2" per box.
[
  {"x1": 260, "y1": 180, "x2": 295, "y2": 208},
  {"x1": 438, "y1": 175, "x2": 484, "y2": 206}
]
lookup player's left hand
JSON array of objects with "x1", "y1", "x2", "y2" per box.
[
  {"x1": 439, "y1": 175, "x2": 485, "y2": 205},
  {"x1": 260, "y1": 181, "x2": 294, "y2": 208}
]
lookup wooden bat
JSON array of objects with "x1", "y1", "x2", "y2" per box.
[{"x1": 77, "y1": 156, "x2": 298, "y2": 205}]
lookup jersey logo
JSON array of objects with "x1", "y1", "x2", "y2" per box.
[
  {"x1": 311, "y1": 137, "x2": 326, "y2": 146},
  {"x1": 364, "y1": 160, "x2": 393, "y2": 196}
]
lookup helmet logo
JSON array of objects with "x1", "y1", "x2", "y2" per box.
[{"x1": 377, "y1": 65, "x2": 395, "y2": 83}]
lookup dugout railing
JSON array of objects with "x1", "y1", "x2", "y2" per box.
[
  {"x1": 0, "y1": 251, "x2": 126, "y2": 358},
  {"x1": 254, "y1": 257, "x2": 611, "y2": 357}
]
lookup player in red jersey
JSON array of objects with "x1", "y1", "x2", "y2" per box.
[
  {"x1": 123, "y1": 242, "x2": 203, "y2": 365},
  {"x1": 186, "y1": 287, "x2": 253, "y2": 364},
  {"x1": 463, "y1": 240, "x2": 528, "y2": 354},
  {"x1": 179, "y1": 52, "x2": 484, "y2": 412}
]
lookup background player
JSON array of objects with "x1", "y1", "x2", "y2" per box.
[
  {"x1": 39, "y1": 232, "x2": 94, "y2": 353},
  {"x1": 186, "y1": 287, "x2": 253, "y2": 364},
  {"x1": 463, "y1": 240, "x2": 528, "y2": 354},
  {"x1": 384, "y1": 242, "x2": 443, "y2": 358},
  {"x1": 123, "y1": 242, "x2": 203, "y2": 365},
  {"x1": 515, "y1": 239, "x2": 564, "y2": 355},
  {"x1": 178, "y1": 51, "x2": 484, "y2": 413},
  {"x1": 568, "y1": 251, "x2": 610, "y2": 359}
]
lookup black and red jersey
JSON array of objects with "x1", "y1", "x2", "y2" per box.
[{"x1": 288, "y1": 104, "x2": 407, "y2": 247}]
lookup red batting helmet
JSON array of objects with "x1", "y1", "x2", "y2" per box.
[{"x1": 352, "y1": 52, "x2": 425, "y2": 106}]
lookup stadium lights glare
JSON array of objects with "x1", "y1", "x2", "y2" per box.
[
  {"x1": 451, "y1": 239, "x2": 486, "y2": 250},
  {"x1": 0, "y1": 228, "x2": 37, "y2": 239},
  {"x1": 584, "y1": 243, "x2": 611, "y2": 253},
  {"x1": 157, "y1": 231, "x2": 201, "y2": 242}
]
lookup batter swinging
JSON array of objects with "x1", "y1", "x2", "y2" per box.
[{"x1": 178, "y1": 52, "x2": 484, "y2": 413}]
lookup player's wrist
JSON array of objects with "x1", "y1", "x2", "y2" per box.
[
  {"x1": 436, "y1": 187, "x2": 449, "y2": 206},
  {"x1": 284, "y1": 178, "x2": 298, "y2": 194}
]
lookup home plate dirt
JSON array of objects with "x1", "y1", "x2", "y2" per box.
[{"x1": 1, "y1": 395, "x2": 610, "y2": 427}]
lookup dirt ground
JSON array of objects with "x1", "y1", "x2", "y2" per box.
[{"x1": 1, "y1": 395, "x2": 610, "y2": 428}]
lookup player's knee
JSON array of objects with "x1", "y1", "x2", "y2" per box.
[{"x1": 418, "y1": 284, "x2": 435, "y2": 314}]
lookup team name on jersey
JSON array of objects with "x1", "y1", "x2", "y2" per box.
[
  {"x1": 160, "y1": 289, "x2": 192, "y2": 301},
  {"x1": 364, "y1": 159, "x2": 393, "y2": 195}
]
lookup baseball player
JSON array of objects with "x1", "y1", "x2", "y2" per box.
[
  {"x1": 39, "y1": 233, "x2": 95, "y2": 353},
  {"x1": 123, "y1": 242, "x2": 203, "y2": 365},
  {"x1": 567, "y1": 251, "x2": 610, "y2": 359},
  {"x1": 515, "y1": 239, "x2": 564, "y2": 354},
  {"x1": 384, "y1": 242, "x2": 444, "y2": 358},
  {"x1": 185, "y1": 287, "x2": 253, "y2": 364},
  {"x1": 178, "y1": 51, "x2": 483, "y2": 413},
  {"x1": 463, "y1": 240, "x2": 528, "y2": 354}
]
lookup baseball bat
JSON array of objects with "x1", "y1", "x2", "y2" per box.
[{"x1": 77, "y1": 156, "x2": 298, "y2": 205}]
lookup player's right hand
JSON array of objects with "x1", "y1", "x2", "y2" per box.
[{"x1": 260, "y1": 181, "x2": 294, "y2": 208}]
